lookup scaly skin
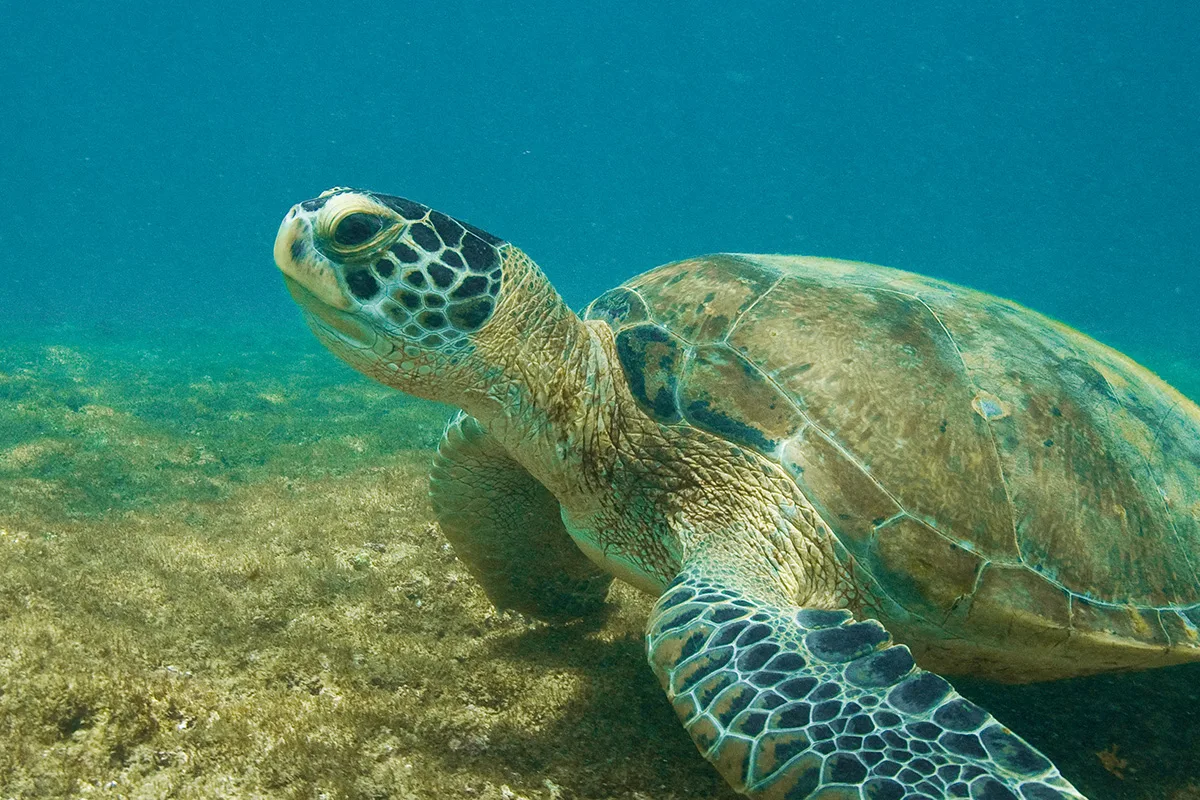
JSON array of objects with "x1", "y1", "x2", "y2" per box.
[{"x1": 279, "y1": 195, "x2": 843, "y2": 607}]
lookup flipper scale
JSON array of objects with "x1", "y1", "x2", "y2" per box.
[{"x1": 647, "y1": 570, "x2": 1087, "y2": 800}]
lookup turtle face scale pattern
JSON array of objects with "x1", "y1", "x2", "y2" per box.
[{"x1": 275, "y1": 188, "x2": 504, "y2": 358}]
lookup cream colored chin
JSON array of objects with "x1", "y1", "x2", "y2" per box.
[
  {"x1": 283, "y1": 276, "x2": 376, "y2": 348},
  {"x1": 273, "y1": 213, "x2": 351, "y2": 311}
]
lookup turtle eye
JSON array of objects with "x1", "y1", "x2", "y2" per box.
[{"x1": 334, "y1": 213, "x2": 384, "y2": 246}]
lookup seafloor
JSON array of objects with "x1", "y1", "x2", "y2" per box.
[{"x1": 1, "y1": 321, "x2": 1198, "y2": 800}]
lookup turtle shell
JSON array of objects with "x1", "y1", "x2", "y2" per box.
[{"x1": 585, "y1": 254, "x2": 1200, "y2": 673}]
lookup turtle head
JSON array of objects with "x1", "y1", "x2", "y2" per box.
[{"x1": 274, "y1": 188, "x2": 549, "y2": 407}]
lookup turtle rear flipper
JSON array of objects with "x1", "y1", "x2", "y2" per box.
[
  {"x1": 430, "y1": 413, "x2": 613, "y2": 622},
  {"x1": 647, "y1": 565, "x2": 1087, "y2": 800}
]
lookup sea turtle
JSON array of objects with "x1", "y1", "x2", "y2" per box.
[{"x1": 273, "y1": 187, "x2": 1200, "y2": 800}]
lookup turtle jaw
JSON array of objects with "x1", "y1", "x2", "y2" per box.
[
  {"x1": 281, "y1": 273, "x2": 379, "y2": 349},
  {"x1": 273, "y1": 204, "x2": 353, "y2": 312},
  {"x1": 275, "y1": 203, "x2": 383, "y2": 358},
  {"x1": 275, "y1": 189, "x2": 597, "y2": 432}
]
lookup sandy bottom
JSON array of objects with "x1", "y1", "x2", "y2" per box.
[{"x1": 1, "y1": 325, "x2": 1198, "y2": 799}]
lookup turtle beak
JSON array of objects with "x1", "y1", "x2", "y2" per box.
[{"x1": 273, "y1": 204, "x2": 352, "y2": 311}]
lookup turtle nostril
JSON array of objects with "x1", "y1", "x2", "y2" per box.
[{"x1": 335, "y1": 213, "x2": 384, "y2": 246}]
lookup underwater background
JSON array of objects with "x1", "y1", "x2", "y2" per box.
[{"x1": 1, "y1": 2, "x2": 1197, "y2": 798}]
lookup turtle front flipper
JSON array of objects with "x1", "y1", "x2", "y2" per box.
[
  {"x1": 647, "y1": 567, "x2": 1087, "y2": 800},
  {"x1": 430, "y1": 413, "x2": 613, "y2": 622}
]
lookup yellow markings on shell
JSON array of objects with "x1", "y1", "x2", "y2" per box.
[{"x1": 1127, "y1": 605, "x2": 1152, "y2": 638}]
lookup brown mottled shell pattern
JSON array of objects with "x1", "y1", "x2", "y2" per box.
[{"x1": 585, "y1": 254, "x2": 1200, "y2": 675}]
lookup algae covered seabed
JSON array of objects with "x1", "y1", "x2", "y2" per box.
[{"x1": 1, "y1": 323, "x2": 1198, "y2": 800}]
